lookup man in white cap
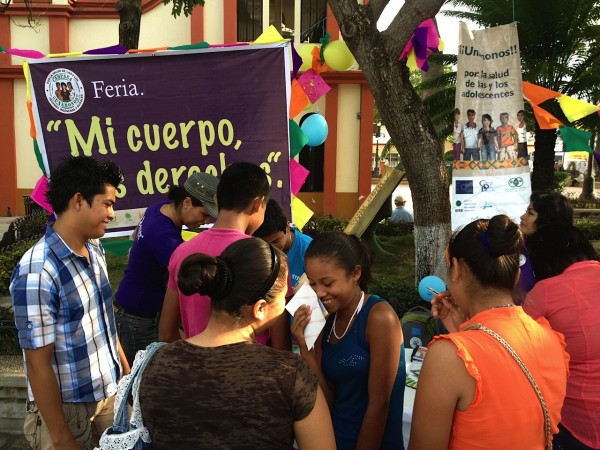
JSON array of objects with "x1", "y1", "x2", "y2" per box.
[{"x1": 390, "y1": 195, "x2": 413, "y2": 223}]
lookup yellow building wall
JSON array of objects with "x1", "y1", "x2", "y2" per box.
[
  {"x1": 10, "y1": 17, "x2": 50, "y2": 66},
  {"x1": 13, "y1": 80, "x2": 44, "y2": 189},
  {"x1": 138, "y1": 5, "x2": 191, "y2": 48},
  {"x1": 336, "y1": 84, "x2": 360, "y2": 193},
  {"x1": 70, "y1": 19, "x2": 119, "y2": 51},
  {"x1": 203, "y1": 1, "x2": 224, "y2": 44}
]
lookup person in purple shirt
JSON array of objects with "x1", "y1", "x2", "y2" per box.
[
  {"x1": 516, "y1": 191, "x2": 573, "y2": 302},
  {"x1": 114, "y1": 172, "x2": 219, "y2": 365}
]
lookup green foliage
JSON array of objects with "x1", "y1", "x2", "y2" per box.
[
  {"x1": 0, "y1": 306, "x2": 19, "y2": 355},
  {"x1": 564, "y1": 191, "x2": 600, "y2": 209},
  {"x1": 104, "y1": 239, "x2": 131, "y2": 294},
  {"x1": 375, "y1": 220, "x2": 414, "y2": 236},
  {"x1": 575, "y1": 220, "x2": 600, "y2": 240},
  {"x1": 301, "y1": 216, "x2": 349, "y2": 237},
  {"x1": 0, "y1": 238, "x2": 38, "y2": 295},
  {"x1": 370, "y1": 277, "x2": 427, "y2": 318},
  {"x1": 164, "y1": 0, "x2": 204, "y2": 18},
  {"x1": 0, "y1": 213, "x2": 48, "y2": 251},
  {"x1": 553, "y1": 171, "x2": 571, "y2": 193}
]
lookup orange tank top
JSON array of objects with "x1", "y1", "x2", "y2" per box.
[{"x1": 431, "y1": 307, "x2": 569, "y2": 450}]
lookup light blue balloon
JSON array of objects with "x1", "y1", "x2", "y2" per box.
[
  {"x1": 301, "y1": 114, "x2": 328, "y2": 147},
  {"x1": 417, "y1": 275, "x2": 446, "y2": 302}
]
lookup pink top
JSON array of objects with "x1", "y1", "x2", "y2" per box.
[
  {"x1": 168, "y1": 228, "x2": 268, "y2": 344},
  {"x1": 524, "y1": 260, "x2": 600, "y2": 448}
]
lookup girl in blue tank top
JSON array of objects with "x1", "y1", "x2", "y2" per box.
[{"x1": 292, "y1": 232, "x2": 406, "y2": 450}]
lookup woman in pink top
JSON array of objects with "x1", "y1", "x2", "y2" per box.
[{"x1": 525, "y1": 223, "x2": 600, "y2": 450}]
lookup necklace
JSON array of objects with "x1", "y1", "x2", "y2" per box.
[
  {"x1": 493, "y1": 303, "x2": 516, "y2": 309},
  {"x1": 329, "y1": 291, "x2": 364, "y2": 341}
]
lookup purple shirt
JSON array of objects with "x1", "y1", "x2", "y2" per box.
[{"x1": 115, "y1": 200, "x2": 182, "y2": 314}]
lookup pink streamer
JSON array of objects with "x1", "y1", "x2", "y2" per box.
[
  {"x1": 30, "y1": 175, "x2": 53, "y2": 213},
  {"x1": 290, "y1": 159, "x2": 310, "y2": 195},
  {"x1": 5, "y1": 48, "x2": 45, "y2": 59}
]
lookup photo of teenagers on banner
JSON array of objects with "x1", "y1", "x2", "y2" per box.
[
  {"x1": 26, "y1": 44, "x2": 292, "y2": 228},
  {"x1": 452, "y1": 22, "x2": 530, "y2": 231},
  {"x1": 454, "y1": 22, "x2": 525, "y2": 163}
]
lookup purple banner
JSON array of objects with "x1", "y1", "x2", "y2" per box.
[{"x1": 27, "y1": 45, "x2": 291, "y2": 218}]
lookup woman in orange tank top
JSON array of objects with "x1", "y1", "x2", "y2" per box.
[{"x1": 409, "y1": 215, "x2": 569, "y2": 450}]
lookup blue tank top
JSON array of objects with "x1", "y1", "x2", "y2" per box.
[{"x1": 322, "y1": 294, "x2": 406, "y2": 450}]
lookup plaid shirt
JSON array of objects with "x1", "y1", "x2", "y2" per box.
[{"x1": 10, "y1": 225, "x2": 121, "y2": 402}]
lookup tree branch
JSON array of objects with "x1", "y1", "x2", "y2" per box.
[
  {"x1": 368, "y1": 0, "x2": 389, "y2": 23},
  {"x1": 328, "y1": 0, "x2": 364, "y2": 41}
]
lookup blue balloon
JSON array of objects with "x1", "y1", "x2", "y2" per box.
[
  {"x1": 301, "y1": 114, "x2": 328, "y2": 147},
  {"x1": 417, "y1": 276, "x2": 446, "y2": 302}
]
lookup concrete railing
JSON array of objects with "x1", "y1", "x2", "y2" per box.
[
  {"x1": 0, "y1": 373, "x2": 26, "y2": 433},
  {"x1": 573, "y1": 209, "x2": 600, "y2": 221}
]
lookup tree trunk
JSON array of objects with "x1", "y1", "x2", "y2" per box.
[
  {"x1": 531, "y1": 125, "x2": 557, "y2": 191},
  {"x1": 327, "y1": 1, "x2": 450, "y2": 282},
  {"x1": 580, "y1": 135, "x2": 597, "y2": 201},
  {"x1": 117, "y1": 0, "x2": 142, "y2": 50}
]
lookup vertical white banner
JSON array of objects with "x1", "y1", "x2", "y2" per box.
[
  {"x1": 456, "y1": 22, "x2": 524, "y2": 134},
  {"x1": 452, "y1": 22, "x2": 530, "y2": 231}
]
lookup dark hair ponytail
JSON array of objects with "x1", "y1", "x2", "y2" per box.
[
  {"x1": 177, "y1": 239, "x2": 288, "y2": 316},
  {"x1": 305, "y1": 232, "x2": 372, "y2": 291},
  {"x1": 448, "y1": 215, "x2": 524, "y2": 290},
  {"x1": 528, "y1": 223, "x2": 598, "y2": 280}
]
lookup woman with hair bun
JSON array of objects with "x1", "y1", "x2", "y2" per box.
[
  {"x1": 292, "y1": 231, "x2": 405, "y2": 450},
  {"x1": 138, "y1": 238, "x2": 335, "y2": 450},
  {"x1": 409, "y1": 215, "x2": 569, "y2": 450}
]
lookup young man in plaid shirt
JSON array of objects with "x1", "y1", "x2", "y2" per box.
[{"x1": 10, "y1": 156, "x2": 130, "y2": 450}]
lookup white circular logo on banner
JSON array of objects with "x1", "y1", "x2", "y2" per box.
[{"x1": 44, "y1": 69, "x2": 85, "y2": 114}]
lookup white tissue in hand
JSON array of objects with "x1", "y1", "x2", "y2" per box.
[{"x1": 286, "y1": 282, "x2": 327, "y2": 350}]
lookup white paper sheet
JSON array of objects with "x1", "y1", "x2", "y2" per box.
[{"x1": 285, "y1": 282, "x2": 326, "y2": 350}]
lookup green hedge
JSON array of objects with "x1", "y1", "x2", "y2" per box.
[
  {"x1": 575, "y1": 220, "x2": 600, "y2": 241},
  {"x1": 375, "y1": 219, "x2": 414, "y2": 236},
  {"x1": 0, "y1": 238, "x2": 39, "y2": 294},
  {"x1": 553, "y1": 171, "x2": 570, "y2": 193},
  {"x1": 0, "y1": 212, "x2": 48, "y2": 251},
  {"x1": 370, "y1": 277, "x2": 428, "y2": 319},
  {"x1": 302, "y1": 216, "x2": 414, "y2": 237},
  {"x1": 301, "y1": 216, "x2": 349, "y2": 237},
  {"x1": 0, "y1": 306, "x2": 19, "y2": 355}
]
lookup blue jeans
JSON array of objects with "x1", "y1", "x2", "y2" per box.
[
  {"x1": 481, "y1": 144, "x2": 496, "y2": 161},
  {"x1": 114, "y1": 310, "x2": 159, "y2": 366},
  {"x1": 463, "y1": 147, "x2": 480, "y2": 161}
]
